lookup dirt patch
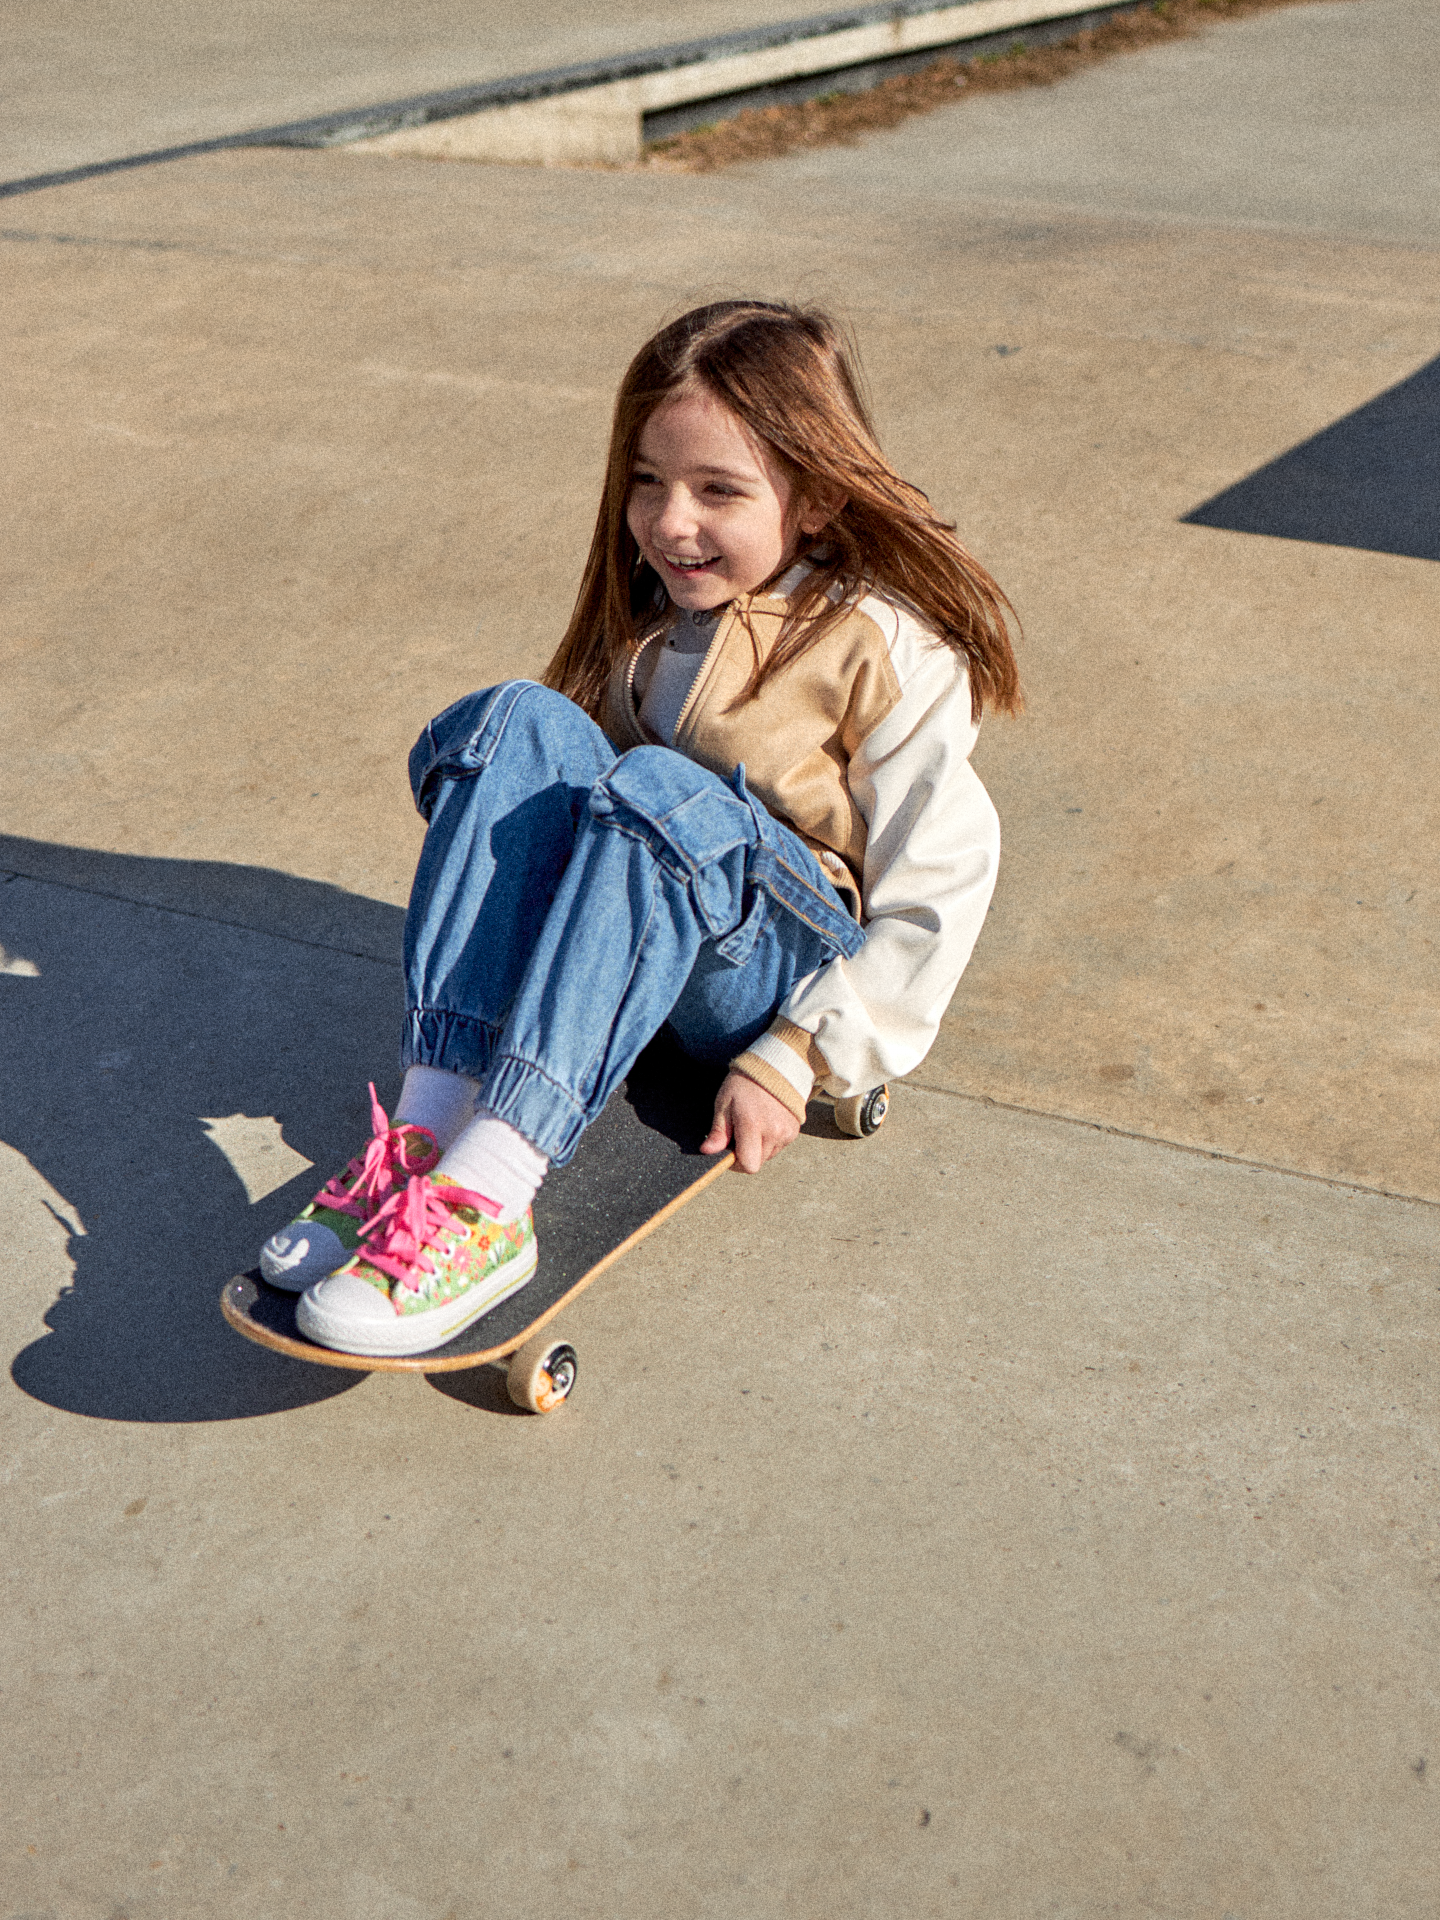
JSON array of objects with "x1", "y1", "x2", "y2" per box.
[{"x1": 643, "y1": 0, "x2": 1341, "y2": 172}]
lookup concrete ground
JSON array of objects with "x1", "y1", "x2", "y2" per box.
[{"x1": 3, "y1": 0, "x2": 1437, "y2": 1913}]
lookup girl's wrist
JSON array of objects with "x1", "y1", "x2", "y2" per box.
[{"x1": 728, "y1": 1042, "x2": 811, "y2": 1122}]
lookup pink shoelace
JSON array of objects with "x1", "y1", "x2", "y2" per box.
[
  {"x1": 356, "y1": 1173, "x2": 498, "y2": 1292},
  {"x1": 313, "y1": 1083, "x2": 434, "y2": 1224}
]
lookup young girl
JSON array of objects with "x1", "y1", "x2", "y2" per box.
[{"x1": 259, "y1": 299, "x2": 1020, "y2": 1357}]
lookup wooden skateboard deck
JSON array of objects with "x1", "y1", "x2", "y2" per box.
[{"x1": 221, "y1": 1035, "x2": 731, "y2": 1380}]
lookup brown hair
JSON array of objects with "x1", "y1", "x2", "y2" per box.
[{"x1": 543, "y1": 299, "x2": 1021, "y2": 722}]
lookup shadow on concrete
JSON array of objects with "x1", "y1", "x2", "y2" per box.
[
  {"x1": 2, "y1": 834, "x2": 408, "y2": 1422},
  {"x1": 1182, "y1": 353, "x2": 1440, "y2": 562},
  {"x1": 427, "y1": 1364, "x2": 530, "y2": 1416}
]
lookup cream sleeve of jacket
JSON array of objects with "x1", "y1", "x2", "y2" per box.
[{"x1": 733, "y1": 596, "x2": 1000, "y2": 1108}]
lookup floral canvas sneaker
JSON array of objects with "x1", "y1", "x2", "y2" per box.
[
  {"x1": 259, "y1": 1084, "x2": 440, "y2": 1292},
  {"x1": 296, "y1": 1172, "x2": 538, "y2": 1358}
]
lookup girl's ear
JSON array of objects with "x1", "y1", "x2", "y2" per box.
[{"x1": 796, "y1": 483, "x2": 847, "y2": 536}]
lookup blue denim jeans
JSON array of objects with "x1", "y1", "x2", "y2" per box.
[{"x1": 400, "y1": 681, "x2": 864, "y2": 1166}]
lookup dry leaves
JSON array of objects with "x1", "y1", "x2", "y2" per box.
[{"x1": 644, "y1": 0, "x2": 1338, "y2": 171}]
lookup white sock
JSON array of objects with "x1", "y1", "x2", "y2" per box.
[
  {"x1": 437, "y1": 1113, "x2": 548, "y2": 1223},
  {"x1": 394, "y1": 1065, "x2": 479, "y2": 1154}
]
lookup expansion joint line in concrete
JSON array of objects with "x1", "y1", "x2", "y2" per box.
[
  {"x1": 1, "y1": 225, "x2": 215, "y2": 258},
  {"x1": 0, "y1": 865, "x2": 401, "y2": 970},
  {"x1": 907, "y1": 1077, "x2": 1440, "y2": 1212},
  {"x1": 7, "y1": 865, "x2": 1429, "y2": 1214}
]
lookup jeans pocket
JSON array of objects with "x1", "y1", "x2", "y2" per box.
[{"x1": 711, "y1": 885, "x2": 767, "y2": 967}]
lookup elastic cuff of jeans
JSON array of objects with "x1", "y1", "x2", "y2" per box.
[
  {"x1": 401, "y1": 1008, "x2": 501, "y2": 1082},
  {"x1": 470, "y1": 1053, "x2": 590, "y2": 1168},
  {"x1": 730, "y1": 1051, "x2": 810, "y2": 1123}
]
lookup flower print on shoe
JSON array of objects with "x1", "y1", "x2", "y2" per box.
[
  {"x1": 258, "y1": 1084, "x2": 440, "y2": 1292},
  {"x1": 296, "y1": 1172, "x2": 538, "y2": 1358}
]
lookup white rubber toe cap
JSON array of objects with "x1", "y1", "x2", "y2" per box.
[
  {"x1": 295, "y1": 1241, "x2": 538, "y2": 1358},
  {"x1": 297, "y1": 1270, "x2": 397, "y2": 1352}
]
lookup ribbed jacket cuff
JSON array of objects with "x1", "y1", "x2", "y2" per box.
[{"x1": 731, "y1": 1018, "x2": 826, "y2": 1123}]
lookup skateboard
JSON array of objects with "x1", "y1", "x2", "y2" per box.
[{"x1": 221, "y1": 1035, "x2": 889, "y2": 1412}]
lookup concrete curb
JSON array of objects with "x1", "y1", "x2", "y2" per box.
[
  {"x1": 0, "y1": 0, "x2": 1139, "y2": 196},
  {"x1": 342, "y1": 0, "x2": 1127, "y2": 166}
]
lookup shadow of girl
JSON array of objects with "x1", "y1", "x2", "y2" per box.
[{"x1": 2, "y1": 838, "x2": 410, "y2": 1422}]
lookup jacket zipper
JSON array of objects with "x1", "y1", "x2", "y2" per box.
[
  {"x1": 623, "y1": 635, "x2": 651, "y2": 717},
  {"x1": 624, "y1": 608, "x2": 676, "y2": 742}
]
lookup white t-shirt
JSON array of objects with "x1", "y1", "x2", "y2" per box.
[{"x1": 634, "y1": 605, "x2": 721, "y2": 746}]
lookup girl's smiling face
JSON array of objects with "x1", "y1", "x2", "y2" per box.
[{"x1": 627, "y1": 387, "x2": 831, "y2": 611}]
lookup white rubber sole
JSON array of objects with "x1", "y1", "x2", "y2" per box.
[{"x1": 296, "y1": 1239, "x2": 538, "y2": 1358}]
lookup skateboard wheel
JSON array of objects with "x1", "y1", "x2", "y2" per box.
[
  {"x1": 507, "y1": 1335, "x2": 578, "y2": 1413},
  {"x1": 834, "y1": 1085, "x2": 889, "y2": 1137}
]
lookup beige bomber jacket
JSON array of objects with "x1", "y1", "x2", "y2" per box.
[{"x1": 601, "y1": 564, "x2": 1001, "y2": 1119}]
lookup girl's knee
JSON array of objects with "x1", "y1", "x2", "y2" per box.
[
  {"x1": 410, "y1": 682, "x2": 613, "y2": 815},
  {"x1": 612, "y1": 742, "x2": 745, "y2": 800},
  {"x1": 591, "y1": 749, "x2": 752, "y2": 870},
  {"x1": 422, "y1": 680, "x2": 567, "y2": 749},
  {"x1": 596, "y1": 746, "x2": 718, "y2": 826},
  {"x1": 612, "y1": 742, "x2": 691, "y2": 787}
]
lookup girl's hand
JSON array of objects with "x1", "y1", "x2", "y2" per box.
[{"x1": 702, "y1": 1070, "x2": 801, "y2": 1173}]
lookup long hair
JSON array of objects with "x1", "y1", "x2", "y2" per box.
[{"x1": 543, "y1": 300, "x2": 1021, "y2": 723}]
